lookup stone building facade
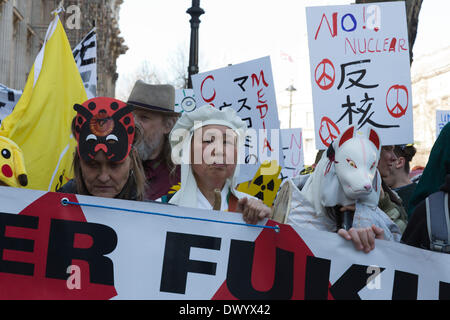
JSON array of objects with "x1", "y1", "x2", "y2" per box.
[
  {"x1": 0, "y1": 0, "x2": 127, "y2": 97},
  {"x1": 410, "y1": 45, "x2": 450, "y2": 167}
]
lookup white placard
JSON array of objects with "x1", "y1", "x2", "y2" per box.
[
  {"x1": 306, "y1": 2, "x2": 413, "y2": 149},
  {"x1": 192, "y1": 57, "x2": 283, "y2": 183},
  {"x1": 175, "y1": 89, "x2": 197, "y2": 113},
  {"x1": 436, "y1": 110, "x2": 450, "y2": 138},
  {"x1": 280, "y1": 128, "x2": 304, "y2": 179}
]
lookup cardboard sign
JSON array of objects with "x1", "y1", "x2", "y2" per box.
[
  {"x1": 175, "y1": 89, "x2": 197, "y2": 113},
  {"x1": 306, "y1": 2, "x2": 414, "y2": 149},
  {"x1": 191, "y1": 56, "x2": 283, "y2": 183},
  {"x1": 0, "y1": 84, "x2": 22, "y2": 126},
  {"x1": 436, "y1": 110, "x2": 450, "y2": 138},
  {"x1": 280, "y1": 128, "x2": 304, "y2": 179},
  {"x1": 73, "y1": 28, "x2": 97, "y2": 99},
  {"x1": 1, "y1": 186, "x2": 450, "y2": 300}
]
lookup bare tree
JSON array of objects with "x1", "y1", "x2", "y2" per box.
[
  {"x1": 116, "y1": 61, "x2": 164, "y2": 101},
  {"x1": 166, "y1": 44, "x2": 190, "y2": 89}
]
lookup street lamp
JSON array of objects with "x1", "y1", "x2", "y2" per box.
[
  {"x1": 186, "y1": 0, "x2": 205, "y2": 89},
  {"x1": 286, "y1": 84, "x2": 297, "y2": 128}
]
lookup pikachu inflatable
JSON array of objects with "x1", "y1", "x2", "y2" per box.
[{"x1": 0, "y1": 136, "x2": 28, "y2": 188}]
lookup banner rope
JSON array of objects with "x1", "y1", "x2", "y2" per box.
[{"x1": 61, "y1": 198, "x2": 280, "y2": 232}]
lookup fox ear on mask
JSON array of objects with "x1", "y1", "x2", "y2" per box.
[
  {"x1": 368, "y1": 128, "x2": 380, "y2": 151},
  {"x1": 338, "y1": 126, "x2": 355, "y2": 148}
]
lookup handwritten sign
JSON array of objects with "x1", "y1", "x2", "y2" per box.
[
  {"x1": 73, "y1": 28, "x2": 97, "y2": 99},
  {"x1": 306, "y1": 2, "x2": 414, "y2": 149},
  {"x1": 280, "y1": 128, "x2": 304, "y2": 180},
  {"x1": 0, "y1": 84, "x2": 22, "y2": 126},
  {"x1": 175, "y1": 89, "x2": 197, "y2": 113},
  {"x1": 192, "y1": 57, "x2": 283, "y2": 183},
  {"x1": 436, "y1": 110, "x2": 450, "y2": 138}
]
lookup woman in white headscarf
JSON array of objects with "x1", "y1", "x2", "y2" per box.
[{"x1": 161, "y1": 104, "x2": 270, "y2": 225}]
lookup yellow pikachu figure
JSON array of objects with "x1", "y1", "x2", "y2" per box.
[
  {"x1": 237, "y1": 160, "x2": 282, "y2": 208},
  {"x1": 0, "y1": 136, "x2": 28, "y2": 188}
]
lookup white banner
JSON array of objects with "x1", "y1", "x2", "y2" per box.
[
  {"x1": 192, "y1": 57, "x2": 283, "y2": 183},
  {"x1": 0, "y1": 84, "x2": 22, "y2": 126},
  {"x1": 306, "y1": 2, "x2": 413, "y2": 149},
  {"x1": 73, "y1": 28, "x2": 97, "y2": 99},
  {"x1": 0, "y1": 186, "x2": 449, "y2": 300}
]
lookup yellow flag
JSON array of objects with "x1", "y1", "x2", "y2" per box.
[{"x1": 0, "y1": 14, "x2": 87, "y2": 192}]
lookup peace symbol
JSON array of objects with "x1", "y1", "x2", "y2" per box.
[
  {"x1": 314, "y1": 58, "x2": 335, "y2": 91},
  {"x1": 386, "y1": 85, "x2": 408, "y2": 118},
  {"x1": 319, "y1": 116, "x2": 340, "y2": 147}
]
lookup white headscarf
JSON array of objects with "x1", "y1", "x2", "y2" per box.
[{"x1": 168, "y1": 105, "x2": 250, "y2": 208}]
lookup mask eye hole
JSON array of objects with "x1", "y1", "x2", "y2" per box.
[
  {"x1": 106, "y1": 134, "x2": 118, "y2": 144},
  {"x1": 346, "y1": 158, "x2": 357, "y2": 168},
  {"x1": 86, "y1": 134, "x2": 97, "y2": 142}
]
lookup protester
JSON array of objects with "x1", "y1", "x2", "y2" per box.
[
  {"x1": 127, "y1": 80, "x2": 181, "y2": 200},
  {"x1": 377, "y1": 145, "x2": 408, "y2": 232},
  {"x1": 402, "y1": 174, "x2": 450, "y2": 251},
  {"x1": 272, "y1": 127, "x2": 401, "y2": 254},
  {"x1": 402, "y1": 123, "x2": 450, "y2": 251},
  {"x1": 161, "y1": 104, "x2": 271, "y2": 225},
  {"x1": 408, "y1": 123, "x2": 450, "y2": 215},
  {"x1": 386, "y1": 144, "x2": 418, "y2": 219},
  {"x1": 58, "y1": 97, "x2": 146, "y2": 201}
]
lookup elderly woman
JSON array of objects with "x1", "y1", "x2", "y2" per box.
[
  {"x1": 162, "y1": 104, "x2": 270, "y2": 225},
  {"x1": 58, "y1": 97, "x2": 146, "y2": 201}
]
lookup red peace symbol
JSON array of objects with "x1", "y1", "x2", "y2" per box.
[
  {"x1": 386, "y1": 85, "x2": 409, "y2": 118},
  {"x1": 319, "y1": 116, "x2": 340, "y2": 147},
  {"x1": 314, "y1": 58, "x2": 335, "y2": 90}
]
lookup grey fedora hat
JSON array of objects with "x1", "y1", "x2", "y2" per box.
[{"x1": 127, "y1": 80, "x2": 179, "y2": 115}]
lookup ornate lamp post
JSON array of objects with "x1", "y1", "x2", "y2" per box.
[
  {"x1": 286, "y1": 84, "x2": 297, "y2": 128},
  {"x1": 186, "y1": 0, "x2": 205, "y2": 88}
]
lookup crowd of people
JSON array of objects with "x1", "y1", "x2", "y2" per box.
[{"x1": 2, "y1": 80, "x2": 449, "y2": 256}]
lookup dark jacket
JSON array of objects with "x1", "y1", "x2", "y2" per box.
[
  {"x1": 401, "y1": 174, "x2": 450, "y2": 250},
  {"x1": 143, "y1": 156, "x2": 180, "y2": 201}
]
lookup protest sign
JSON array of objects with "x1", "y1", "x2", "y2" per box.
[
  {"x1": 280, "y1": 128, "x2": 304, "y2": 179},
  {"x1": 73, "y1": 28, "x2": 97, "y2": 99},
  {"x1": 0, "y1": 84, "x2": 22, "y2": 126},
  {"x1": 0, "y1": 186, "x2": 450, "y2": 300},
  {"x1": 175, "y1": 89, "x2": 196, "y2": 113},
  {"x1": 236, "y1": 161, "x2": 282, "y2": 208},
  {"x1": 436, "y1": 110, "x2": 450, "y2": 138},
  {"x1": 191, "y1": 56, "x2": 283, "y2": 183},
  {"x1": 306, "y1": 2, "x2": 413, "y2": 149}
]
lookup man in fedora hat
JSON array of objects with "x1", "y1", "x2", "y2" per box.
[{"x1": 128, "y1": 80, "x2": 181, "y2": 200}]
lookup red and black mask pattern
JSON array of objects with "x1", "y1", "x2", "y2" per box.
[{"x1": 74, "y1": 97, "x2": 135, "y2": 163}]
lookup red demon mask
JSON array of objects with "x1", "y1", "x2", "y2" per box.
[{"x1": 73, "y1": 97, "x2": 135, "y2": 163}]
